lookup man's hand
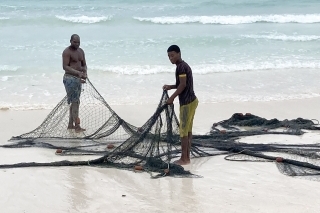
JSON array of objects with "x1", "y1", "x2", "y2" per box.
[
  {"x1": 78, "y1": 71, "x2": 84, "y2": 78},
  {"x1": 163, "y1": 85, "x2": 172, "y2": 90},
  {"x1": 167, "y1": 96, "x2": 174, "y2": 105},
  {"x1": 79, "y1": 67, "x2": 87, "y2": 72},
  {"x1": 78, "y1": 71, "x2": 87, "y2": 79}
]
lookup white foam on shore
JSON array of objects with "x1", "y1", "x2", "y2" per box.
[
  {"x1": 242, "y1": 34, "x2": 320, "y2": 41},
  {"x1": 0, "y1": 65, "x2": 19, "y2": 72},
  {"x1": 134, "y1": 14, "x2": 320, "y2": 24},
  {"x1": 55, "y1": 15, "x2": 112, "y2": 24},
  {"x1": 0, "y1": 103, "x2": 55, "y2": 111},
  {"x1": 90, "y1": 61, "x2": 320, "y2": 75}
]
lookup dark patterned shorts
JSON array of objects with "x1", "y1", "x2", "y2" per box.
[{"x1": 63, "y1": 74, "x2": 82, "y2": 104}]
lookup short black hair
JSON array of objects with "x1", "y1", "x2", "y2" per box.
[
  {"x1": 70, "y1": 34, "x2": 79, "y2": 40},
  {"x1": 167, "y1": 45, "x2": 180, "y2": 53}
]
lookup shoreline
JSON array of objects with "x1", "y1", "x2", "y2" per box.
[{"x1": 1, "y1": 96, "x2": 320, "y2": 142}]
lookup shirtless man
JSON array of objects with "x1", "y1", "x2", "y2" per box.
[{"x1": 62, "y1": 34, "x2": 87, "y2": 133}]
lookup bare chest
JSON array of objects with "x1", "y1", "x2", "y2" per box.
[{"x1": 70, "y1": 50, "x2": 83, "y2": 62}]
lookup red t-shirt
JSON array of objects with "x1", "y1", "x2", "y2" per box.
[{"x1": 175, "y1": 61, "x2": 196, "y2": 106}]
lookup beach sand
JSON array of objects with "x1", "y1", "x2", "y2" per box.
[{"x1": 1, "y1": 98, "x2": 320, "y2": 213}]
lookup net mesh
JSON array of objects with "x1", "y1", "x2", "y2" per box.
[{"x1": 2, "y1": 79, "x2": 320, "y2": 180}]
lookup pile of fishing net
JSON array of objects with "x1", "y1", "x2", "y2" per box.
[{"x1": 1, "y1": 79, "x2": 320, "y2": 180}]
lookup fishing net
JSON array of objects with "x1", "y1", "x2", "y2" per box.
[{"x1": 1, "y1": 78, "x2": 320, "y2": 180}]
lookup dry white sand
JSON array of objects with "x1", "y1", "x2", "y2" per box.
[{"x1": 1, "y1": 98, "x2": 320, "y2": 213}]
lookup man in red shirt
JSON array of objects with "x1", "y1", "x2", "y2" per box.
[{"x1": 163, "y1": 45, "x2": 198, "y2": 165}]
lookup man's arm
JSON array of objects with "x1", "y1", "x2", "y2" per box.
[
  {"x1": 167, "y1": 74, "x2": 187, "y2": 104},
  {"x1": 163, "y1": 84, "x2": 177, "y2": 90},
  {"x1": 167, "y1": 76, "x2": 186, "y2": 104},
  {"x1": 62, "y1": 49, "x2": 83, "y2": 77}
]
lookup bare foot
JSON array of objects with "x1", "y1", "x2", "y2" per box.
[
  {"x1": 67, "y1": 125, "x2": 75, "y2": 130},
  {"x1": 75, "y1": 126, "x2": 86, "y2": 133},
  {"x1": 173, "y1": 159, "x2": 190, "y2": 165}
]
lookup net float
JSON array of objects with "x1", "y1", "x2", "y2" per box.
[{"x1": 107, "y1": 144, "x2": 115, "y2": 149}]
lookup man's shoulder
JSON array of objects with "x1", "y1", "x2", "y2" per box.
[
  {"x1": 62, "y1": 47, "x2": 71, "y2": 55},
  {"x1": 178, "y1": 61, "x2": 191, "y2": 71},
  {"x1": 181, "y1": 60, "x2": 188, "y2": 65},
  {"x1": 78, "y1": 47, "x2": 85, "y2": 53},
  {"x1": 178, "y1": 60, "x2": 189, "y2": 66}
]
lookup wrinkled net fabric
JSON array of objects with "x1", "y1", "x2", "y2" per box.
[{"x1": 2, "y1": 79, "x2": 320, "y2": 180}]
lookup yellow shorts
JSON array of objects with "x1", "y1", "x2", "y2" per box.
[{"x1": 179, "y1": 98, "x2": 198, "y2": 137}]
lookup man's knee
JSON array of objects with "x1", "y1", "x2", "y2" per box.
[
  {"x1": 179, "y1": 128, "x2": 189, "y2": 138},
  {"x1": 71, "y1": 100, "x2": 80, "y2": 105}
]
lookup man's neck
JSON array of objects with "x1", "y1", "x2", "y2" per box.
[
  {"x1": 69, "y1": 46, "x2": 77, "y2": 51},
  {"x1": 175, "y1": 59, "x2": 183, "y2": 65}
]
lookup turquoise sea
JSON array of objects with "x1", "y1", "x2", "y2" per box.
[{"x1": 1, "y1": 0, "x2": 320, "y2": 109}]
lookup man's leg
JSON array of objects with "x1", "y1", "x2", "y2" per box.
[
  {"x1": 71, "y1": 101, "x2": 79, "y2": 122},
  {"x1": 185, "y1": 99, "x2": 198, "y2": 162},
  {"x1": 71, "y1": 79, "x2": 85, "y2": 133},
  {"x1": 175, "y1": 136, "x2": 190, "y2": 165},
  {"x1": 67, "y1": 105, "x2": 75, "y2": 129},
  {"x1": 174, "y1": 104, "x2": 190, "y2": 165},
  {"x1": 187, "y1": 132, "x2": 192, "y2": 160},
  {"x1": 64, "y1": 76, "x2": 75, "y2": 130},
  {"x1": 72, "y1": 101, "x2": 85, "y2": 133}
]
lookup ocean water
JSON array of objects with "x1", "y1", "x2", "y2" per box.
[{"x1": 1, "y1": 0, "x2": 320, "y2": 109}]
